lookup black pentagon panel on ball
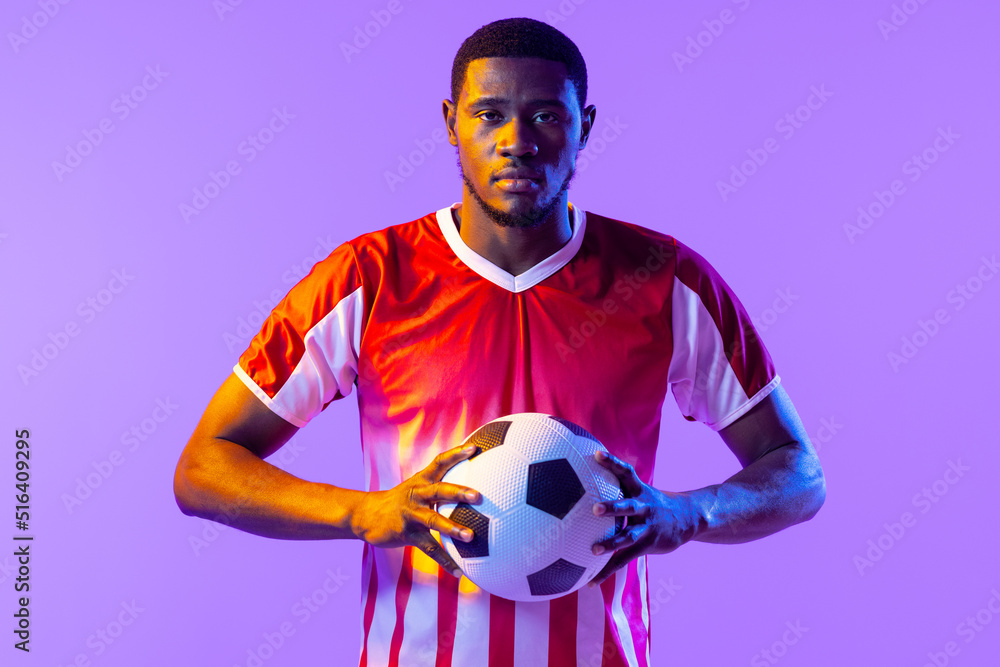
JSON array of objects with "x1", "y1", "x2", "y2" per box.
[
  {"x1": 548, "y1": 416, "x2": 599, "y2": 442},
  {"x1": 449, "y1": 503, "x2": 490, "y2": 559},
  {"x1": 526, "y1": 459, "x2": 584, "y2": 519},
  {"x1": 465, "y1": 420, "x2": 512, "y2": 458},
  {"x1": 527, "y1": 558, "x2": 586, "y2": 596}
]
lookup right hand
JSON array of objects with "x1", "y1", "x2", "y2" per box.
[{"x1": 351, "y1": 443, "x2": 482, "y2": 577}]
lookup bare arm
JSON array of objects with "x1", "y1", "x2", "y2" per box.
[
  {"x1": 172, "y1": 371, "x2": 484, "y2": 574},
  {"x1": 589, "y1": 383, "x2": 826, "y2": 584},
  {"x1": 687, "y1": 382, "x2": 826, "y2": 543},
  {"x1": 172, "y1": 372, "x2": 364, "y2": 540}
]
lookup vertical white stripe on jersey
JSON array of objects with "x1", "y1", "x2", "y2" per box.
[
  {"x1": 360, "y1": 545, "x2": 375, "y2": 661},
  {"x1": 363, "y1": 425, "x2": 403, "y2": 493},
  {"x1": 666, "y1": 281, "x2": 756, "y2": 431},
  {"x1": 451, "y1": 590, "x2": 491, "y2": 666},
  {"x1": 638, "y1": 556, "x2": 650, "y2": 666},
  {"x1": 611, "y1": 571, "x2": 640, "y2": 667},
  {"x1": 576, "y1": 580, "x2": 607, "y2": 665},
  {"x1": 513, "y1": 600, "x2": 550, "y2": 666},
  {"x1": 398, "y1": 563, "x2": 439, "y2": 665},
  {"x1": 362, "y1": 441, "x2": 372, "y2": 493},
  {"x1": 364, "y1": 547, "x2": 404, "y2": 667}
]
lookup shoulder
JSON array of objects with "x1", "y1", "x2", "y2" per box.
[
  {"x1": 303, "y1": 209, "x2": 444, "y2": 276},
  {"x1": 579, "y1": 209, "x2": 682, "y2": 268},
  {"x1": 583, "y1": 209, "x2": 675, "y2": 245},
  {"x1": 579, "y1": 209, "x2": 731, "y2": 291},
  {"x1": 342, "y1": 209, "x2": 444, "y2": 263}
]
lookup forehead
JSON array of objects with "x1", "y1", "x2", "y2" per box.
[{"x1": 460, "y1": 57, "x2": 575, "y2": 105}]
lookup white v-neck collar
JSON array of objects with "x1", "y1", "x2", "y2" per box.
[{"x1": 435, "y1": 201, "x2": 586, "y2": 293}]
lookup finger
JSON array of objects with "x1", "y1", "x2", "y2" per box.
[
  {"x1": 592, "y1": 522, "x2": 652, "y2": 555},
  {"x1": 413, "y1": 482, "x2": 481, "y2": 506},
  {"x1": 411, "y1": 533, "x2": 464, "y2": 578},
  {"x1": 588, "y1": 538, "x2": 648, "y2": 588},
  {"x1": 594, "y1": 451, "x2": 644, "y2": 495},
  {"x1": 411, "y1": 506, "x2": 475, "y2": 543},
  {"x1": 424, "y1": 443, "x2": 478, "y2": 482},
  {"x1": 593, "y1": 497, "x2": 647, "y2": 518}
]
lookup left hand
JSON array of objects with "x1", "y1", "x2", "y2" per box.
[{"x1": 588, "y1": 450, "x2": 698, "y2": 587}]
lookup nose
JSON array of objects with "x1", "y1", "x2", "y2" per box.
[{"x1": 496, "y1": 117, "x2": 538, "y2": 159}]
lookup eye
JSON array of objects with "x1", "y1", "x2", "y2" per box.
[
  {"x1": 478, "y1": 111, "x2": 501, "y2": 122},
  {"x1": 535, "y1": 112, "x2": 558, "y2": 123}
]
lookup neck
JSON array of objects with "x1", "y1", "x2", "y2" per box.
[{"x1": 454, "y1": 196, "x2": 573, "y2": 276}]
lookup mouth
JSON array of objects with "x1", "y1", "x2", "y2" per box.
[{"x1": 494, "y1": 178, "x2": 542, "y2": 193}]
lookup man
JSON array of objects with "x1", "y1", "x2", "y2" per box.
[{"x1": 173, "y1": 17, "x2": 825, "y2": 667}]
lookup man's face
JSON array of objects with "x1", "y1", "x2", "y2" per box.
[{"x1": 445, "y1": 57, "x2": 594, "y2": 228}]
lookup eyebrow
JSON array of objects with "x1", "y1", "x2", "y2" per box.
[{"x1": 465, "y1": 96, "x2": 569, "y2": 111}]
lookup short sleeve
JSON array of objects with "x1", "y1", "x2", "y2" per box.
[
  {"x1": 665, "y1": 239, "x2": 780, "y2": 431},
  {"x1": 234, "y1": 241, "x2": 366, "y2": 428}
]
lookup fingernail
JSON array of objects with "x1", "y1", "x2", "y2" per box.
[
  {"x1": 452, "y1": 567, "x2": 463, "y2": 578},
  {"x1": 461, "y1": 529, "x2": 472, "y2": 541},
  {"x1": 464, "y1": 491, "x2": 479, "y2": 502},
  {"x1": 593, "y1": 545, "x2": 605, "y2": 555},
  {"x1": 593, "y1": 504, "x2": 605, "y2": 515},
  {"x1": 595, "y1": 450, "x2": 607, "y2": 459},
  {"x1": 463, "y1": 445, "x2": 477, "y2": 454}
]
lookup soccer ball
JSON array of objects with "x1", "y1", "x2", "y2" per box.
[{"x1": 436, "y1": 413, "x2": 624, "y2": 601}]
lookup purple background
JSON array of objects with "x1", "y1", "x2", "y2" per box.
[{"x1": 3, "y1": 1, "x2": 999, "y2": 665}]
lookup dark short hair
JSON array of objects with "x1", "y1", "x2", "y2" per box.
[{"x1": 451, "y1": 17, "x2": 588, "y2": 113}]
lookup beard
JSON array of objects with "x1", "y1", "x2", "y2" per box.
[{"x1": 458, "y1": 154, "x2": 576, "y2": 229}]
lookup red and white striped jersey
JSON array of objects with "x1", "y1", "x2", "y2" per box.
[{"x1": 235, "y1": 202, "x2": 780, "y2": 667}]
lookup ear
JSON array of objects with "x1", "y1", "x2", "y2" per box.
[
  {"x1": 443, "y1": 99, "x2": 459, "y2": 147},
  {"x1": 579, "y1": 104, "x2": 597, "y2": 151}
]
